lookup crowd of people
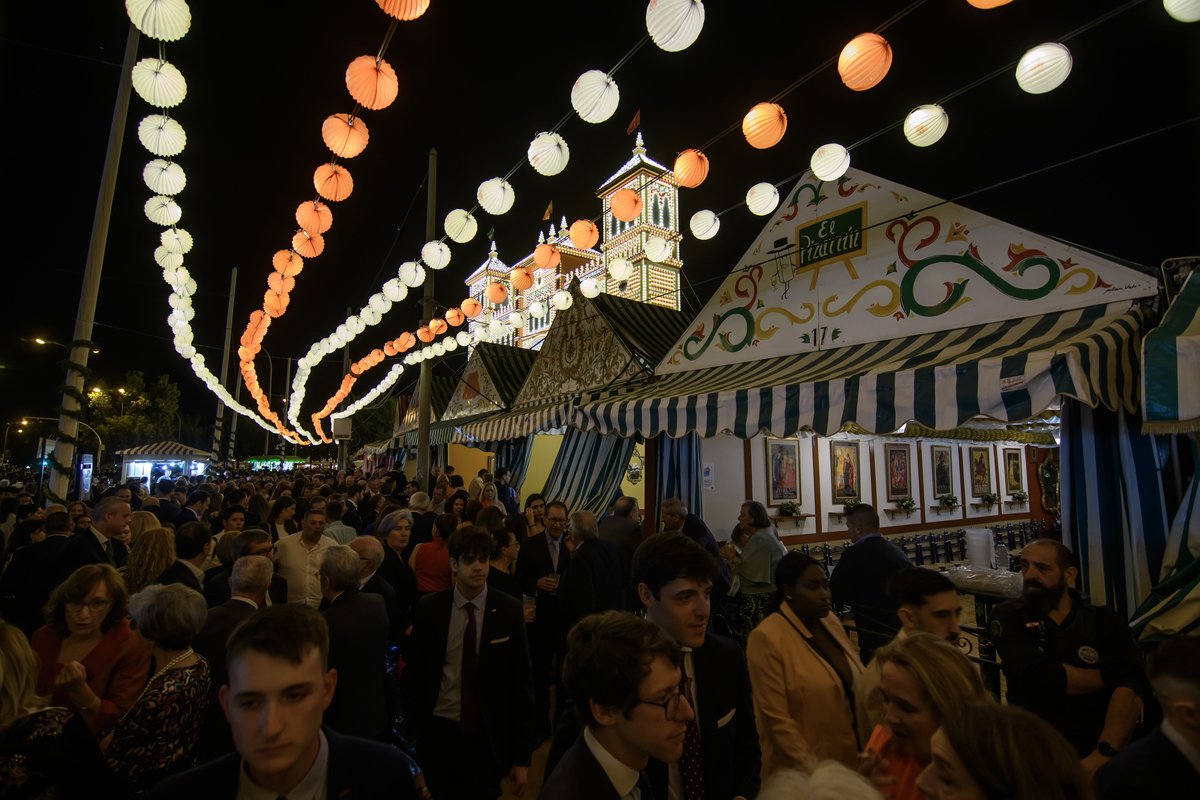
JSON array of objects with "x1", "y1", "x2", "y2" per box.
[{"x1": 0, "y1": 467, "x2": 1195, "y2": 799}]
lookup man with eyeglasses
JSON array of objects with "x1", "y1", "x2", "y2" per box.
[
  {"x1": 57, "y1": 496, "x2": 131, "y2": 583},
  {"x1": 516, "y1": 499, "x2": 574, "y2": 740},
  {"x1": 542, "y1": 610, "x2": 694, "y2": 800}
]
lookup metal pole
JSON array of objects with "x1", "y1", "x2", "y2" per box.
[
  {"x1": 48, "y1": 23, "x2": 140, "y2": 502},
  {"x1": 211, "y1": 268, "x2": 238, "y2": 469},
  {"x1": 36, "y1": 437, "x2": 46, "y2": 501},
  {"x1": 228, "y1": 377, "x2": 241, "y2": 467},
  {"x1": 337, "y1": 308, "x2": 351, "y2": 471},
  {"x1": 282, "y1": 358, "x2": 292, "y2": 462},
  {"x1": 416, "y1": 148, "x2": 437, "y2": 492}
]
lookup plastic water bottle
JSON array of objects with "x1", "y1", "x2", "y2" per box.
[{"x1": 995, "y1": 540, "x2": 1009, "y2": 572}]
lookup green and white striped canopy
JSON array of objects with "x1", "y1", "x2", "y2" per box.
[
  {"x1": 574, "y1": 301, "x2": 1147, "y2": 440},
  {"x1": 1143, "y1": 270, "x2": 1200, "y2": 433}
]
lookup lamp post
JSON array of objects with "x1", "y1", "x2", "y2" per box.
[
  {"x1": 2, "y1": 420, "x2": 27, "y2": 465},
  {"x1": 22, "y1": 416, "x2": 105, "y2": 470}
]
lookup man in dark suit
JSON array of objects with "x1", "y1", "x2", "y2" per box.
[
  {"x1": 1097, "y1": 634, "x2": 1200, "y2": 795},
  {"x1": 191, "y1": 554, "x2": 271, "y2": 764},
  {"x1": 147, "y1": 477, "x2": 181, "y2": 525},
  {"x1": 172, "y1": 489, "x2": 210, "y2": 527},
  {"x1": 406, "y1": 526, "x2": 536, "y2": 799},
  {"x1": 0, "y1": 511, "x2": 73, "y2": 635},
  {"x1": 402, "y1": 492, "x2": 436, "y2": 560},
  {"x1": 542, "y1": 611, "x2": 692, "y2": 800},
  {"x1": 151, "y1": 605, "x2": 419, "y2": 800},
  {"x1": 342, "y1": 482, "x2": 364, "y2": 532},
  {"x1": 559, "y1": 511, "x2": 624, "y2": 647},
  {"x1": 515, "y1": 499, "x2": 572, "y2": 738},
  {"x1": 828, "y1": 504, "x2": 913, "y2": 660},
  {"x1": 660, "y1": 498, "x2": 732, "y2": 595},
  {"x1": 155, "y1": 521, "x2": 212, "y2": 592},
  {"x1": 597, "y1": 496, "x2": 642, "y2": 586},
  {"x1": 343, "y1": 536, "x2": 403, "y2": 640},
  {"x1": 318, "y1": 545, "x2": 390, "y2": 741},
  {"x1": 57, "y1": 496, "x2": 130, "y2": 583},
  {"x1": 203, "y1": 529, "x2": 288, "y2": 607}
]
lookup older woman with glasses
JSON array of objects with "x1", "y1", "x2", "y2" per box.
[{"x1": 31, "y1": 564, "x2": 151, "y2": 735}]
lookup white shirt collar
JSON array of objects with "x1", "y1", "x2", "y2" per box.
[
  {"x1": 231, "y1": 595, "x2": 259, "y2": 609},
  {"x1": 238, "y1": 729, "x2": 328, "y2": 800},
  {"x1": 91, "y1": 527, "x2": 109, "y2": 547},
  {"x1": 453, "y1": 583, "x2": 488, "y2": 612},
  {"x1": 584, "y1": 726, "x2": 641, "y2": 798},
  {"x1": 359, "y1": 571, "x2": 374, "y2": 589},
  {"x1": 178, "y1": 558, "x2": 205, "y2": 580},
  {"x1": 1162, "y1": 719, "x2": 1200, "y2": 776}
]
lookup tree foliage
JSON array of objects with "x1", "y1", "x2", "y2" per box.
[{"x1": 86, "y1": 371, "x2": 184, "y2": 453}]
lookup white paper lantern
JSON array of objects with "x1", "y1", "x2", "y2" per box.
[
  {"x1": 528, "y1": 300, "x2": 546, "y2": 318},
  {"x1": 475, "y1": 326, "x2": 491, "y2": 343},
  {"x1": 360, "y1": 307, "x2": 381, "y2": 327},
  {"x1": 368, "y1": 293, "x2": 390, "y2": 314},
  {"x1": 456, "y1": 331, "x2": 472, "y2": 346},
  {"x1": 138, "y1": 114, "x2": 186, "y2": 157},
  {"x1": 608, "y1": 257, "x2": 635, "y2": 282},
  {"x1": 444, "y1": 209, "x2": 478, "y2": 243},
  {"x1": 167, "y1": 293, "x2": 185, "y2": 310},
  {"x1": 161, "y1": 227, "x2": 192, "y2": 253},
  {"x1": 143, "y1": 159, "x2": 186, "y2": 194},
  {"x1": 398, "y1": 261, "x2": 426, "y2": 287},
  {"x1": 1015, "y1": 42, "x2": 1072, "y2": 94},
  {"x1": 145, "y1": 195, "x2": 182, "y2": 225},
  {"x1": 528, "y1": 132, "x2": 571, "y2": 176},
  {"x1": 745, "y1": 183, "x2": 780, "y2": 216},
  {"x1": 336, "y1": 323, "x2": 351, "y2": 341},
  {"x1": 349, "y1": 316, "x2": 366, "y2": 335},
  {"x1": 509, "y1": 311, "x2": 527, "y2": 329},
  {"x1": 689, "y1": 209, "x2": 720, "y2": 240},
  {"x1": 552, "y1": 289, "x2": 574, "y2": 310},
  {"x1": 177, "y1": 344, "x2": 195, "y2": 358},
  {"x1": 580, "y1": 277, "x2": 601, "y2": 298},
  {"x1": 423, "y1": 346, "x2": 435, "y2": 359},
  {"x1": 155, "y1": 245, "x2": 183, "y2": 269},
  {"x1": 126, "y1": 0, "x2": 192, "y2": 42},
  {"x1": 382, "y1": 278, "x2": 407, "y2": 302},
  {"x1": 571, "y1": 70, "x2": 620, "y2": 124},
  {"x1": 173, "y1": 329, "x2": 193, "y2": 346},
  {"x1": 646, "y1": 0, "x2": 706, "y2": 52},
  {"x1": 489, "y1": 319, "x2": 507, "y2": 338},
  {"x1": 131, "y1": 58, "x2": 187, "y2": 108},
  {"x1": 443, "y1": 336, "x2": 459, "y2": 351},
  {"x1": 903, "y1": 105, "x2": 949, "y2": 147},
  {"x1": 432, "y1": 342, "x2": 446, "y2": 357},
  {"x1": 175, "y1": 278, "x2": 197, "y2": 297},
  {"x1": 1165, "y1": 0, "x2": 1200, "y2": 22},
  {"x1": 421, "y1": 240, "x2": 451, "y2": 270},
  {"x1": 477, "y1": 177, "x2": 515, "y2": 215},
  {"x1": 811, "y1": 143, "x2": 851, "y2": 181},
  {"x1": 644, "y1": 235, "x2": 670, "y2": 261}
]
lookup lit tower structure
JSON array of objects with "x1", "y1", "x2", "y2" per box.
[{"x1": 463, "y1": 133, "x2": 682, "y2": 351}]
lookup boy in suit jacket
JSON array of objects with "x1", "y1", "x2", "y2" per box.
[{"x1": 406, "y1": 526, "x2": 536, "y2": 798}]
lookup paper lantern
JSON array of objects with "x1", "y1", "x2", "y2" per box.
[
  {"x1": 673, "y1": 149, "x2": 709, "y2": 188},
  {"x1": 443, "y1": 336, "x2": 459, "y2": 351},
  {"x1": 291, "y1": 230, "x2": 324, "y2": 258},
  {"x1": 646, "y1": 0, "x2": 706, "y2": 52},
  {"x1": 474, "y1": 327, "x2": 491, "y2": 343},
  {"x1": 322, "y1": 114, "x2": 369, "y2": 158},
  {"x1": 902, "y1": 104, "x2": 949, "y2": 147},
  {"x1": 432, "y1": 342, "x2": 447, "y2": 357},
  {"x1": 138, "y1": 114, "x2": 186, "y2": 157},
  {"x1": 267, "y1": 272, "x2": 296, "y2": 295},
  {"x1": 645, "y1": 235, "x2": 671, "y2": 262},
  {"x1": 811, "y1": 144, "x2": 850, "y2": 182},
  {"x1": 376, "y1": 0, "x2": 429, "y2": 20},
  {"x1": 345, "y1": 55, "x2": 398, "y2": 110},
  {"x1": 552, "y1": 290, "x2": 573, "y2": 310},
  {"x1": 966, "y1": 0, "x2": 1013, "y2": 7},
  {"x1": 429, "y1": 318, "x2": 448, "y2": 335},
  {"x1": 131, "y1": 58, "x2": 187, "y2": 108},
  {"x1": 508, "y1": 311, "x2": 527, "y2": 330},
  {"x1": 533, "y1": 243, "x2": 561, "y2": 271},
  {"x1": 398, "y1": 261, "x2": 425, "y2": 287},
  {"x1": 445, "y1": 209, "x2": 478, "y2": 243},
  {"x1": 488, "y1": 319, "x2": 507, "y2": 339},
  {"x1": 528, "y1": 132, "x2": 570, "y2": 176},
  {"x1": 143, "y1": 159, "x2": 186, "y2": 195},
  {"x1": 571, "y1": 70, "x2": 620, "y2": 123},
  {"x1": 838, "y1": 33, "x2": 892, "y2": 91},
  {"x1": 445, "y1": 307, "x2": 466, "y2": 326},
  {"x1": 273, "y1": 250, "x2": 304, "y2": 277},
  {"x1": 742, "y1": 102, "x2": 787, "y2": 149},
  {"x1": 1165, "y1": 0, "x2": 1200, "y2": 22},
  {"x1": 421, "y1": 241, "x2": 451, "y2": 270},
  {"x1": 382, "y1": 278, "x2": 407, "y2": 302},
  {"x1": 314, "y1": 164, "x2": 353, "y2": 202},
  {"x1": 461, "y1": 298, "x2": 483, "y2": 318},
  {"x1": 580, "y1": 277, "x2": 602, "y2": 298},
  {"x1": 384, "y1": 343, "x2": 398, "y2": 357},
  {"x1": 126, "y1": 0, "x2": 192, "y2": 42},
  {"x1": 417, "y1": 325, "x2": 434, "y2": 343},
  {"x1": 528, "y1": 300, "x2": 546, "y2": 318},
  {"x1": 569, "y1": 220, "x2": 599, "y2": 249},
  {"x1": 368, "y1": 293, "x2": 390, "y2": 314},
  {"x1": 145, "y1": 195, "x2": 182, "y2": 226},
  {"x1": 1015, "y1": 43, "x2": 1072, "y2": 94},
  {"x1": 477, "y1": 177, "x2": 515, "y2": 215},
  {"x1": 611, "y1": 188, "x2": 642, "y2": 222},
  {"x1": 690, "y1": 209, "x2": 720, "y2": 240},
  {"x1": 293, "y1": 202, "x2": 330, "y2": 237},
  {"x1": 397, "y1": 332, "x2": 416, "y2": 351},
  {"x1": 486, "y1": 283, "x2": 509, "y2": 304},
  {"x1": 161, "y1": 227, "x2": 193, "y2": 254},
  {"x1": 608, "y1": 257, "x2": 634, "y2": 281},
  {"x1": 510, "y1": 266, "x2": 534, "y2": 291},
  {"x1": 456, "y1": 331, "x2": 472, "y2": 346},
  {"x1": 746, "y1": 183, "x2": 779, "y2": 216},
  {"x1": 155, "y1": 245, "x2": 183, "y2": 270}
]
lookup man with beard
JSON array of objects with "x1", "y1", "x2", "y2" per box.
[{"x1": 988, "y1": 540, "x2": 1146, "y2": 777}]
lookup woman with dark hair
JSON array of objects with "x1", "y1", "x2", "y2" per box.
[
  {"x1": 246, "y1": 492, "x2": 271, "y2": 529},
  {"x1": 409, "y1": 513, "x2": 456, "y2": 594},
  {"x1": 487, "y1": 527, "x2": 525, "y2": 604},
  {"x1": 269, "y1": 481, "x2": 292, "y2": 502},
  {"x1": 503, "y1": 512, "x2": 529, "y2": 546},
  {"x1": 475, "y1": 505, "x2": 505, "y2": 532},
  {"x1": 523, "y1": 492, "x2": 546, "y2": 538},
  {"x1": 747, "y1": 552, "x2": 864, "y2": 778},
  {"x1": 265, "y1": 495, "x2": 298, "y2": 542},
  {"x1": 447, "y1": 490, "x2": 470, "y2": 526},
  {"x1": 31, "y1": 565, "x2": 151, "y2": 735},
  {"x1": 462, "y1": 500, "x2": 484, "y2": 530},
  {"x1": 3, "y1": 518, "x2": 45, "y2": 564},
  {"x1": 723, "y1": 500, "x2": 786, "y2": 640},
  {"x1": 73, "y1": 512, "x2": 94, "y2": 535}
]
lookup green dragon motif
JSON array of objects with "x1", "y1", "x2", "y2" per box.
[
  {"x1": 683, "y1": 307, "x2": 756, "y2": 359},
  {"x1": 900, "y1": 243, "x2": 1060, "y2": 317}
]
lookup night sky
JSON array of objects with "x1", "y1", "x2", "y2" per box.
[{"x1": 3, "y1": 0, "x2": 1197, "y2": 456}]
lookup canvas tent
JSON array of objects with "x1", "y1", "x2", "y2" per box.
[{"x1": 117, "y1": 441, "x2": 210, "y2": 481}]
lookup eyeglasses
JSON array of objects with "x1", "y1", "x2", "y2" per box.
[
  {"x1": 637, "y1": 678, "x2": 692, "y2": 720},
  {"x1": 66, "y1": 598, "x2": 114, "y2": 614},
  {"x1": 546, "y1": 518, "x2": 567, "y2": 525}
]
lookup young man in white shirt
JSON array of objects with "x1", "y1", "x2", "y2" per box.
[{"x1": 275, "y1": 509, "x2": 334, "y2": 607}]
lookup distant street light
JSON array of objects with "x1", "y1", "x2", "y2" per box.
[{"x1": 2, "y1": 419, "x2": 27, "y2": 465}]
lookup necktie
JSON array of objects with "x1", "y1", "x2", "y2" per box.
[
  {"x1": 549, "y1": 538, "x2": 559, "y2": 571},
  {"x1": 460, "y1": 602, "x2": 480, "y2": 737},
  {"x1": 103, "y1": 538, "x2": 116, "y2": 566},
  {"x1": 679, "y1": 671, "x2": 705, "y2": 800}
]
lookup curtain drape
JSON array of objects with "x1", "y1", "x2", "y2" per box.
[
  {"x1": 540, "y1": 427, "x2": 635, "y2": 516},
  {"x1": 654, "y1": 432, "x2": 703, "y2": 528}
]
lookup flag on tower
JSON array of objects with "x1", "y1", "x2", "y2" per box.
[
  {"x1": 542, "y1": 201, "x2": 553, "y2": 221},
  {"x1": 487, "y1": 226, "x2": 495, "y2": 240},
  {"x1": 627, "y1": 109, "x2": 641, "y2": 135}
]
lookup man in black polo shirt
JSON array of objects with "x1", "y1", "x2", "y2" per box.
[{"x1": 988, "y1": 539, "x2": 1145, "y2": 777}]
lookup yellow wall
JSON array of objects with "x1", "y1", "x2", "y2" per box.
[
  {"x1": 446, "y1": 444, "x2": 493, "y2": 485},
  {"x1": 513, "y1": 433, "x2": 645, "y2": 512}
]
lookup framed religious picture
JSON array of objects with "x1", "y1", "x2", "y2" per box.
[
  {"x1": 931, "y1": 445, "x2": 953, "y2": 497},
  {"x1": 830, "y1": 440, "x2": 861, "y2": 502},
  {"x1": 884, "y1": 443, "x2": 912, "y2": 502},
  {"x1": 1003, "y1": 448, "x2": 1024, "y2": 494},
  {"x1": 968, "y1": 446, "x2": 993, "y2": 498},
  {"x1": 765, "y1": 438, "x2": 801, "y2": 506}
]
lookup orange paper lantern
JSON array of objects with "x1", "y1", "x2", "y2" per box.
[
  {"x1": 509, "y1": 266, "x2": 534, "y2": 290},
  {"x1": 742, "y1": 103, "x2": 788, "y2": 149},
  {"x1": 273, "y1": 250, "x2": 304, "y2": 277},
  {"x1": 532, "y1": 244, "x2": 560, "y2": 271},
  {"x1": 611, "y1": 188, "x2": 642, "y2": 222},
  {"x1": 417, "y1": 325, "x2": 434, "y2": 342},
  {"x1": 314, "y1": 163, "x2": 354, "y2": 202},
  {"x1": 384, "y1": 343, "x2": 398, "y2": 357},
  {"x1": 263, "y1": 291, "x2": 285, "y2": 317},
  {"x1": 429, "y1": 318, "x2": 448, "y2": 335},
  {"x1": 267, "y1": 272, "x2": 296, "y2": 295},
  {"x1": 966, "y1": 0, "x2": 1012, "y2": 7},
  {"x1": 350, "y1": 363, "x2": 363, "y2": 376},
  {"x1": 838, "y1": 33, "x2": 892, "y2": 92},
  {"x1": 445, "y1": 307, "x2": 465, "y2": 326},
  {"x1": 461, "y1": 298, "x2": 483, "y2": 318},
  {"x1": 673, "y1": 149, "x2": 710, "y2": 187},
  {"x1": 397, "y1": 332, "x2": 416, "y2": 350},
  {"x1": 321, "y1": 113, "x2": 369, "y2": 159},
  {"x1": 296, "y1": 200, "x2": 332, "y2": 235},
  {"x1": 485, "y1": 283, "x2": 508, "y2": 304},
  {"x1": 345, "y1": 55, "x2": 398, "y2": 110},
  {"x1": 371, "y1": 348, "x2": 384, "y2": 362},
  {"x1": 291, "y1": 230, "x2": 324, "y2": 258},
  {"x1": 376, "y1": 0, "x2": 429, "y2": 20},
  {"x1": 569, "y1": 219, "x2": 599, "y2": 249}
]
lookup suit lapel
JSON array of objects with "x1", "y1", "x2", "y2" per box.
[
  {"x1": 478, "y1": 589, "x2": 502, "y2": 669},
  {"x1": 691, "y1": 643, "x2": 721, "y2": 747}
]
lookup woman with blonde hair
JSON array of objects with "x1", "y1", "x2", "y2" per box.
[
  {"x1": 123, "y1": 528, "x2": 177, "y2": 594},
  {"x1": 127, "y1": 510, "x2": 161, "y2": 549}
]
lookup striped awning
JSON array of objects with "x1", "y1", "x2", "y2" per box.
[
  {"x1": 574, "y1": 301, "x2": 1147, "y2": 439},
  {"x1": 1143, "y1": 270, "x2": 1200, "y2": 433},
  {"x1": 590, "y1": 292, "x2": 691, "y2": 371},
  {"x1": 396, "y1": 375, "x2": 457, "y2": 435},
  {"x1": 115, "y1": 441, "x2": 210, "y2": 457},
  {"x1": 459, "y1": 398, "x2": 575, "y2": 442},
  {"x1": 403, "y1": 414, "x2": 496, "y2": 446}
]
